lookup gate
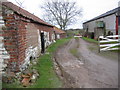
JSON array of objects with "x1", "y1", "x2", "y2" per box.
[{"x1": 98, "y1": 35, "x2": 120, "y2": 52}]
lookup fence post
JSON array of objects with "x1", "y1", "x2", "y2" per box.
[
  {"x1": 103, "y1": 23, "x2": 106, "y2": 38},
  {"x1": 98, "y1": 36, "x2": 100, "y2": 53}
]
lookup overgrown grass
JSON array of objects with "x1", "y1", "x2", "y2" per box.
[
  {"x1": 47, "y1": 38, "x2": 71, "y2": 53},
  {"x1": 28, "y1": 54, "x2": 61, "y2": 88},
  {"x1": 74, "y1": 37, "x2": 79, "y2": 40},
  {"x1": 70, "y1": 37, "x2": 79, "y2": 58},
  {"x1": 3, "y1": 38, "x2": 71, "y2": 88},
  {"x1": 29, "y1": 38, "x2": 71, "y2": 88},
  {"x1": 70, "y1": 48, "x2": 78, "y2": 58},
  {"x1": 100, "y1": 41, "x2": 119, "y2": 44},
  {"x1": 82, "y1": 37, "x2": 98, "y2": 44},
  {"x1": 3, "y1": 83, "x2": 21, "y2": 88}
]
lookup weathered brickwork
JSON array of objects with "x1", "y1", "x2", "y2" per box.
[
  {"x1": 26, "y1": 23, "x2": 38, "y2": 48},
  {"x1": 60, "y1": 33, "x2": 66, "y2": 39},
  {"x1": 1, "y1": 2, "x2": 66, "y2": 72},
  {"x1": 1, "y1": 3, "x2": 53, "y2": 72},
  {"x1": 1, "y1": 6, "x2": 33, "y2": 71},
  {"x1": 53, "y1": 27, "x2": 66, "y2": 40},
  {"x1": 2, "y1": 9, "x2": 19, "y2": 71},
  {"x1": 17, "y1": 19, "x2": 27, "y2": 71}
]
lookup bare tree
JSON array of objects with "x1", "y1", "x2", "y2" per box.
[
  {"x1": 15, "y1": 0, "x2": 25, "y2": 8},
  {"x1": 41, "y1": 0, "x2": 82, "y2": 30}
]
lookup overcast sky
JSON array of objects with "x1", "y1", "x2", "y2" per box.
[{"x1": 8, "y1": 0, "x2": 120, "y2": 29}]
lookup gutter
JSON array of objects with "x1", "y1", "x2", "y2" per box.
[{"x1": 83, "y1": 7, "x2": 119, "y2": 24}]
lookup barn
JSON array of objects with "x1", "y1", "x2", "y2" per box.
[
  {"x1": 54, "y1": 27, "x2": 66, "y2": 40},
  {"x1": 0, "y1": 2, "x2": 56, "y2": 72},
  {"x1": 83, "y1": 7, "x2": 120, "y2": 40}
]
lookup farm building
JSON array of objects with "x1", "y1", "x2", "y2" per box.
[
  {"x1": 83, "y1": 7, "x2": 120, "y2": 39},
  {"x1": 0, "y1": 1, "x2": 56, "y2": 72},
  {"x1": 54, "y1": 27, "x2": 66, "y2": 40}
]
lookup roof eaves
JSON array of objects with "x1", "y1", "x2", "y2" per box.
[
  {"x1": 2, "y1": 2, "x2": 53, "y2": 27},
  {"x1": 83, "y1": 7, "x2": 118, "y2": 24}
]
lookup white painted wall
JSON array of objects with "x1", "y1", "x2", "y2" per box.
[
  {"x1": 52, "y1": 33, "x2": 56, "y2": 42},
  {"x1": 44, "y1": 31, "x2": 51, "y2": 48},
  {"x1": 57, "y1": 34, "x2": 60, "y2": 39},
  {"x1": 20, "y1": 46, "x2": 38, "y2": 71}
]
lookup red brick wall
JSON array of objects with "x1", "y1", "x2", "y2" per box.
[
  {"x1": 17, "y1": 19, "x2": 27, "y2": 69},
  {"x1": 2, "y1": 14, "x2": 54, "y2": 72},
  {"x1": 2, "y1": 13, "x2": 19, "y2": 72},
  {"x1": 2, "y1": 6, "x2": 54, "y2": 72},
  {"x1": 2, "y1": 8, "x2": 28, "y2": 71},
  {"x1": 60, "y1": 33, "x2": 66, "y2": 39}
]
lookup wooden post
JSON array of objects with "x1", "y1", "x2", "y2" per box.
[
  {"x1": 98, "y1": 35, "x2": 100, "y2": 53},
  {"x1": 103, "y1": 23, "x2": 106, "y2": 38}
]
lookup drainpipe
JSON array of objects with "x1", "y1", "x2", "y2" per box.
[
  {"x1": 115, "y1": 7, "x2": 119, "y2": 39},
  {"x1": 116, "y1": 16, "x2": 118, "y2": 35}
]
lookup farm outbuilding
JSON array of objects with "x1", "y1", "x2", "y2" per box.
[
  {"x1": 83, "y1": 7, "x2": 120, "y2": 40},
  {"x1": 54, "y1": 27, "x2": 66, "y2": 40},
  {"x1": 0, "y1": 2, "x2": 56, "y2": 72}
]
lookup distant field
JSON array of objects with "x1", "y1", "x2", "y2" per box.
[{"x1": 66, "y1": 29, "x2": 85, "y2": 37}]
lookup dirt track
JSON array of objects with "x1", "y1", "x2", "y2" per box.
[{"x1": 54, "y1": 38, "x2": 118, "y2": 88}]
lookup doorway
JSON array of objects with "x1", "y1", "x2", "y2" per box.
[{"x1": 41, "y1": 32, "x2": 45, "y2": 53}]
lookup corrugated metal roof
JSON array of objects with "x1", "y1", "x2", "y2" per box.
[
  {"x1": 83, "y1": 7, "x2": 120, "y2": 24},
  {"x1": 2, "y1": 2, "x2": 53, "y2": 27}
]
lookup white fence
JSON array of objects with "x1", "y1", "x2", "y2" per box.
[{"x1": 99, "y1": 35, "x2": 120, "y2": 52}]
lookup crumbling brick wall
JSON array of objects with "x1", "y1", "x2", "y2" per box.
[
  {"x1": 2, "y1": 3, "x2": 55, "y2": 72},
  {"x1": 2, "y1": 14, "x2": 29, "y2": 72},
  {"x1": 17, "y1": 18, "x2": 27, "y2": 71},
  {"x1": 60, "y1": 33, "x2": 66, "y2": 39},
  {"x1": 2, "y1": 6, "x2": 20, "y2": 72},
  {"x1": 2, "y1": 6, "x2": 37, "y2": 72},
  {"x1": 0, "y1": 3, "x2": 10, "y2": 72}
]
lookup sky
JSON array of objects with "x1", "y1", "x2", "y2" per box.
[{"x1": 7, "y1": 0, "x2": 120, "y2": 29}]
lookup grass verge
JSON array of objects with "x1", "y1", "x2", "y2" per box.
[
  {"x1": 70, "y1": 37, "x2": 79, "y2": 58},
  {"x1": 82, "y1": 37, "x2": 98, "y2": 44},
  {"x1": 3, "y1": 38, "x2": 71, "y2": 88},
  {"x1": 70, "y1": 48, "x2": 78, "y2": 58},
  {"x1": 29, "y1": 38, "x2": 71, "y2": 88}
]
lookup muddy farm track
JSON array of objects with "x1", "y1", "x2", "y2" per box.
[{"x1": 54, "y1": 38, "x2": 118, "y2": 88}]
